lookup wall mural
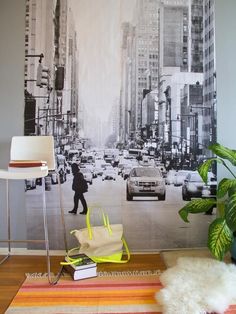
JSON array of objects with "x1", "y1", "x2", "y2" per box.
[{"x1": 24, "y1": 0, "x2": 217, "y2": 251}]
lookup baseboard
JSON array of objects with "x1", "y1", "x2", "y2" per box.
[
  {"x1": 0, "y1": 248, "x2": 164, "y2": 256},
  {"x1": 0, "y1": 248, "x2": 66, "y2": 256}
]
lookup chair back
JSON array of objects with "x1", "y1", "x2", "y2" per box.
[{"x1": 10, "y1": 136, "x2": 56, "y2": 170}]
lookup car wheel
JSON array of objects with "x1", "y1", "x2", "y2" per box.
[
  {"x1": 158, "y1": 193, "x2": 166, "y2": 201},
  {"x1": 126, "y1": 186, "x2": 133, "y2": 201}
]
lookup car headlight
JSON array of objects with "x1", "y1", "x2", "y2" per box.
[
  {"x1": 202, "y1": 186, "x2": 211, "y2": 196},
  {"x1": 130, "y1": 180, "x2": 138, "y2": 186}
]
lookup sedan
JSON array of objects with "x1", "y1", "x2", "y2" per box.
[
  {"x1": 102, "y1": 168, "x2": 116, "y2": 181},
  {"x1": 126, "y1": 166, "x2": 166, "y2": 201},
  {"x1": 182, "y1": 171, "x2": 216, "y2": 201},
  {"x1": 80, "y1": 168, "x2": 93, "y2": 185}
]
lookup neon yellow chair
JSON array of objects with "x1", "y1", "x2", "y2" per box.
[{"x1": 0, "y1": 136, "x2": 68, "y2": 284}]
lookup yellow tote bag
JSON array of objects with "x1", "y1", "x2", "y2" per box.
[{"x1": 71, "y1": 208, "x2": 130, "y2": 263}]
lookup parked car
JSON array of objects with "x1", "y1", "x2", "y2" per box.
[
  {"x1": 126, "y1": 166, "x2": 166, "y2": 201},
  {"x1": 102, "y1": 168, "x2": 116, "y2": 181},
  {"x1": 80, "y1": 168, "x2": 93, "y2": 185},
  {"x1": 182, "y1": 171, "x2": 216, "y2": 201}
]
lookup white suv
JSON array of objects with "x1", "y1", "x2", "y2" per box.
[{"x1": 126, "y1": 166, "x2": 166, "y2": 201}]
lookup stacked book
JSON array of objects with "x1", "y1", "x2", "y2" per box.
[{"x1": 62, "y1": 253, "x2": 97, "y2": 280}]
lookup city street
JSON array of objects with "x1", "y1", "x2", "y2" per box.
[{"x1": 25, "y1": 171, "x2": 215, "y2": 251}]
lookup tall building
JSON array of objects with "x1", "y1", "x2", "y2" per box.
[
  {"x1": 135, "y1": 0, "x2": 160, "y2": 131},
  {"x1": 24, "y1": 0, "x2": 56, "y2": 136},
  {"x1": 202, "y1": 0, "x2": 216, "y2": 155},
  {"x1": 24, "y1": 0, "x2": 79, "y2": 151},
  {"x1": 158, "y1": 0, "x2": 204, "y2": 164},
  {"x1": 120, "y1": 22, "x2": 136, "y2": 144}
]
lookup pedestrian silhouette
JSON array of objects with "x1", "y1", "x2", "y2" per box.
[{"x1": 69, "y1": 163, "x2": 88, "y2": 215}]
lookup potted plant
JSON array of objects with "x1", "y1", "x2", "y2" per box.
[{"x1": 179, "y1": 143, "x2": 236, "y2": 261}]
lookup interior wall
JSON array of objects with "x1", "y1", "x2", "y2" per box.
[
  {"x1": 215, "y1": 0, "x2": 236, "y2": 179},
  {"x1": 0, "y1": 0, "x2": 236, "y2": 247},
  {"x1": 0, "y1": 0, "x2": 26, "y2": 246}
]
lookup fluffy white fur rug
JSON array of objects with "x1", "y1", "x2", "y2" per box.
[{"x1": 156, "y1": 257, "x2": 236, "y2": 314}]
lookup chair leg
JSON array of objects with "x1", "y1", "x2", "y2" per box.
[
  {"x1": 57, "y1": 173, "x2": 68, "y2": 253},
  {"x1": 0, "y1": 179, "x2": 11, "y2": 265},
  {"x1": 41, "y1": 177, "x2": 63, "y2": 285}
]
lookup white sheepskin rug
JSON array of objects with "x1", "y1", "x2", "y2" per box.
[{"x1": 156, "y1": 257, "x2": 236, "y2": 314}]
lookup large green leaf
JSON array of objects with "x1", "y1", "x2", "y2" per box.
[
  {"x1": 208, "y1": 218, "x2": 233, "y2": 260},
  {"x1": 217, "y1": 178, "x2": 236, "y2": 198},
  {"x1": 208, "y1": 143, "x2": 236, "y2": 166},
  {"x1": 179, "y1": 198, "x2": 216, "y2": 223},
  {"x1": 225, "y1": 193, "x2": 236, "y2": 232},
  {"x1": 198, "y1": 158, "x2": 219, "y2": 183}
]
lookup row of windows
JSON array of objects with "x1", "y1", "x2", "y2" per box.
[
  {"x1": 204, "y1": 76, "x2": 214, "y2": 87},
  {"x1": 204, "y1": 13, "x2": 214, "y2": 27},
  {"x1": 204, "y1": 43, "x2": 214, "y2": 57},
  {"x1": 149, "y1": 54, "x2": 158, "y2": 59},
  {"x1": 204, "y1": 91, "x2": 215, "y2": 102},
  {"x1": 138, "y1": 82, "x2": 147, "y2": 88},
  {"x1": 204, "y1": 28, "x2": 214, "y2": 41},
  {"x1": 138, "y1": 47, "x2": 158, "y2": 52},
  {"x1": 204, "y1": 59, "x2": 214, "y2": 71},
  {"x1": 149, "y1": 61, "x2": 158, "y2": 67}
]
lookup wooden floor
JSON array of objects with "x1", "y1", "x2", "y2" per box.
[{"x1": 0, "y1": 253, "x2": 166, "y2": 314}]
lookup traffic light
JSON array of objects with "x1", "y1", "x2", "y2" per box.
[
  {"x1": 55, "y1": 66, "x2": 64, "y2": 90},
  {"x1": 36, "y1": 63, "x2": 49, "y2": 87},
  {"x1": 24, "y1": 96, "x2": 36, "y2": 135}
]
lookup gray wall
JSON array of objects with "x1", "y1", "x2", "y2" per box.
[
  {"x1": 0, "y1": 0, "x2": 26, "y2": 246},
  {"x1": 215, "y1": 0, "x2": 236, "y2": 146},
  {"x1": 0, "y1": 0, "x2": 236, "y2": 246},
  {"x1": 215, "y1": 0, "x2": 236, "y2": 179}
]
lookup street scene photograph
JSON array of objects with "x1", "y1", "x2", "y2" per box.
[{"x1": 23, "y1": 0, "x2": 217, "y2": 251}]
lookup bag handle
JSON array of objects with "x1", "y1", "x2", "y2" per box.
[
  {"x1": 60, "y1": 246, "x2": 83, "y2": 266},
  {"x1": 91, "y1": 237, "x2": 130, "y2": 263},
  {"x1": 86, "y1": 207, "x2": 112, "y2": 240}
]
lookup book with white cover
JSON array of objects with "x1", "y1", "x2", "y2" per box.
[{"x1": 64, "y1": 264, "x2": 97, "y2": 281}]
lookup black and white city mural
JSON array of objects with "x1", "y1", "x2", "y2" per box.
[{"x1": 24, "y1": 0, "x2": 217, "y2": 251}]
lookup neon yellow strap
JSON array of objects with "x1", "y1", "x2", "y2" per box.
[{"x1": 60, "y1": 246, "x2": 82, "y2": 266}]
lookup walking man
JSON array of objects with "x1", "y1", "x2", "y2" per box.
[{"x1": 69, "y1": 163, "x2": 88, "y2": 215}]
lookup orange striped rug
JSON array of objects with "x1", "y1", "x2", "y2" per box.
[
  {"x1": 5, "y1": 271, "x2": 163, "y2": 313},
  {"x1": 5, "y1": 272, "x2": 236, "y2": 314}
]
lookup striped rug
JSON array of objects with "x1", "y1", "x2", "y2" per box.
[{"x1": 6, "y1": 271, "x2": 163, "y2": 313}]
